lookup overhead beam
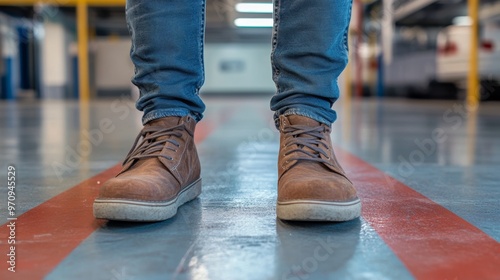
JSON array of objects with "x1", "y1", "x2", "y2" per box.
[{"x1": 394, "y1": 0, "x2": 437, "y2": 21}]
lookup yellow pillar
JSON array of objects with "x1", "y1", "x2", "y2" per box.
[
  {"x1": 467, "y1": 0, "x2": 479, "y2": 108},
  {"x1": 77, "y1": 0, "x2": 90, "y2": 101},
  {"x1": 466, "y1": 110, "x2": 477, "y2": 165}
]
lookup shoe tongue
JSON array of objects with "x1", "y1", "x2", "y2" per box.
[
  {"x1": 286, "y1": 115, "x2": 324, "y2": 155},
  {"x1": 143, "y1": 117, "x2": 183, "y2": 143},
  {"x1": 146, "y1": 117, "x2": 182, "y2": 128},
  {"x1": 286, "y1": 115, "x2": 321, "y2": 127}
]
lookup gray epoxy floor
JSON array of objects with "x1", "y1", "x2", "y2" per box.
[{"x1": 0, "y1": 96, "x2": 499, "y2": 279}]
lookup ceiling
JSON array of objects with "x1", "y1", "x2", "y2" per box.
[{"x1": 1, "y1": 0, "x2": 499, "y2": 42}]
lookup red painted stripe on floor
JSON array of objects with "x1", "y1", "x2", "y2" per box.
[
  {"x1": 0, "y1": 119, "x2": 218, "y2": 280},
  {"x1": 0, "y1": 164, "x2": 120, "y2": 279},
  {"x1": 335, "y1": 146, "x2": 500, "y2": 279}
]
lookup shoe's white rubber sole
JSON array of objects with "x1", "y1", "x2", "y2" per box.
[
  {"x1": 276, "y1": 198, "x2": 361, "y2": 222},
  {"x1": 93, "y1": 178, "x2": 201, "y2": 222}
]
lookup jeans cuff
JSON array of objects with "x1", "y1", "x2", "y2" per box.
[
  {"x1": 142, "y1": 109, "x2": 202, "y2": 125},
  {"x1": 274, "y1": 108, "x2": 332, "y2": 129}
]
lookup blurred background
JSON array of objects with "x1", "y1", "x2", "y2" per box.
[
  {"x1": 0, "y1": 0, "x2": 499, "y2": 102},
  {"x1": 1, "y1": 3, "x2": 500, "y2": 279}
]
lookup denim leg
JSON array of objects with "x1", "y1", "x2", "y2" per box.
[
  {"x1": 126, "y1": 0, "x2": 206, "y2": 124},
  {"x1": 270, "y1": 0, "x2": 353, "y2": 128}
]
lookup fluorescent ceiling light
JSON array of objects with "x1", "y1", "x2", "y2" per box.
[
  {"x1": 452, "y1": 16, "x2": 472, "y2": 26},
  {"x1": 234, "y1": 18, "x2": 273, "y2": 28},
  {"x1": 236, "y1": 3, "x2": 273, "y2": 13}
]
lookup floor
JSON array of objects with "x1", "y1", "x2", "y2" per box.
[{"x1": 0, "y1": 96, "x2": 499, "y2": 280}]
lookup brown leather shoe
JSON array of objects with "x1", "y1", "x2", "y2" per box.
[
  {"x1": 277, "y1": 115, "x2": 361, "y2": 221},
  {"x1": 93, "y1": 116, "x2": 201, "y2": 222}
]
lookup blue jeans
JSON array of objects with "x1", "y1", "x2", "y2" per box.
[{"x1": 127, "y1": 0, "x2": 353, "y2": 127}]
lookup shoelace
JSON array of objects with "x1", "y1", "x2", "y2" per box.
[
  {"x1": 122, "y1": 124, "x2": 188, "y2": 165},
  {"x1": 283, "y1": 125, "x2": 331, "y2": 165}
]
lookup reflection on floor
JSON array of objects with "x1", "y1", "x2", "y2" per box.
[{"x1": 0, "y1": 97, "x2": 499, "y2": 279}]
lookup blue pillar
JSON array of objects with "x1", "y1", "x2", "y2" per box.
[
  {"x1": 72, "y1": 55, "x2": 79, "y2": 99},
  {"x1": 1, "y1": 57, "x2": 15, "y2": 100},
  {"x1": 17, "y1": 26, "x2": 31, "y2": 90}
]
